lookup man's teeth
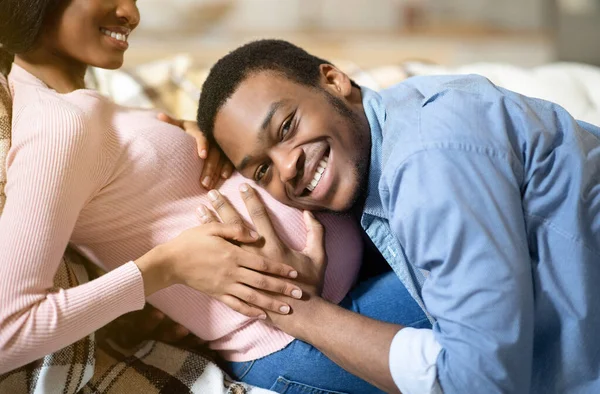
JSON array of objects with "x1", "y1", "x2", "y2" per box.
[
  {"x1": 101, "y1": 28, "x2": 128, "y2": 42},
  {"x1": 306, "y1": 156, "x2": 329, "y2": 192}
]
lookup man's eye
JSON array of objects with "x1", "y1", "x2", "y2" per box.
[
  {"x1": 255, "y1": 164, "x2": 269, "y2": 182},
  {"x1": 281, "y1": 117, "x2": 293, "y2": 140}
]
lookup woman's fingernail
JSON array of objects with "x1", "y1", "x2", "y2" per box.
[
  {"x1": 258, "y1": 314, "x2": 267, "y2": 320},
  {"x1": 200, "y1": 149, "x2": 207, "y2": 159},
  {"x1": 221, "y1": 171, "x2": 229, "y2": 179},
  {"x1": 208, "y1": 190, "x2": 219, "y2": 201},
  {"x1": 250, "y1": 230, "x2": 259, "y2": 239},
  {"x1": 279, "y1": 305, "x2": 290, "y2": 314},
  {"x1": 240, "y1": 183, "x2": 249, "y2": 193},
  {"x1": 289, "y1": 271, "x2": 298, "y2": 279},
  {"x1": 291, "y1": 289, "x2": 302, "y2": 299},
  {"x1": 203, "y1": 177, "x2": 211, "y2": 187}
]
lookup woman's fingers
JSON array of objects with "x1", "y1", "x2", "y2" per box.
[
  {"x1": 201, "y1": 145, "x2": 222, "y2": 189},
  {"x1": 202, "y1": 222, "x2": 259, "y2": 243},
  {"x1": 237, "y1": 249, "x2": 298, "y2": 279},
  {"x1": 237, "y1": 267, "x2": 302, "y2": 299},
  {"x1": 194, "y1": 132, "x2": 209, "y2": 159},
  {"x1": 238, "y1": 184, "x2": 279, "y2": 241},
  {"x1": 228, "y1": 283, "x2": 292, "y2": 314},
  {"x1": 221, "y1": 161, "x2": 234, "y2": 179},
  {"x1": 219, "y1": 294, "x2": 266, "y2": 320},
  {"x1": 155, "y1": 321, "x2": 191, "y2": 344},
  {"x1": 141, "y1": 307, "x2": 166, "y2": 334},
  {"x1": 157, "y1": 112, "x2": 182, "y2": 127},
  {"x1": 302, "y1": 210, "x2": 326, "y2": 264},
  {"x1": 157, "y1": 113, "x2": 209, "y2": 159}
]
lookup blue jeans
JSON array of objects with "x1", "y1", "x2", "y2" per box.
[{"x1": 227, "y1": 271, "x2": 431, "y2": 394}]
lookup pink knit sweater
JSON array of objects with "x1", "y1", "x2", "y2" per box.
[{"x1": 0, "y1": 64, "x2": 363, "y2": 373}]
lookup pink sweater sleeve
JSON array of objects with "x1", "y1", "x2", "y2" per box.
[{"x1": 0, "y1": 100, "x2": 145, "y2": 374}]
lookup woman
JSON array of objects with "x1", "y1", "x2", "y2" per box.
[{"x1": 0, "y1": 1, "x2": 428, "y2": 393}]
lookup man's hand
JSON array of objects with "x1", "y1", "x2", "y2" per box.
[
  {"x1": 199, "y1": 185, "x2": 328, "y2": 321},
  {"x1": 202, "y1": 185, "x2": 402, "y2": 393},
  {"x1": 157, "y1": 113, "x2": 234, "y2": 189}
]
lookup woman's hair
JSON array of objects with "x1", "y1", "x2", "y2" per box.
[{"x1": 0, "y1": 0, "x2": 61, "y2": 74}]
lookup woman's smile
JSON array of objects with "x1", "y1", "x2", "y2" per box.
[{"x1": 100, "y1": 27, "x2": 131, "y2": 50}]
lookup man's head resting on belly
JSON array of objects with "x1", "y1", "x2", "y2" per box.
[{"x1": 197, "y1": 39, "x2": 372, "y2": 213}]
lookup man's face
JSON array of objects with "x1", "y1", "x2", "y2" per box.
[{"x1": 213, "y1": 68, "x2": 371, "y2": 212}]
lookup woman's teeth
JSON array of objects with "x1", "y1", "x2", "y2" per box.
[
  {"x1": 101, "y1": 28, "x2": 128, "y2": 42},
  {"x1": 307, "y1": 156, "x2": 329, "y2": 192}
]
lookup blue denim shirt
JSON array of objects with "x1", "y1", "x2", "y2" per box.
[
  {"x1": 360, "y1": 87, "x2": 431, "y2": 321},
  {"x1": 361, "y1": 75, "x2": 600, "y2": 393}
]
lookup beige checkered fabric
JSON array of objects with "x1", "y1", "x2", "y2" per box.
[{"x1": 0, "y1": 74, "x2": 11, "y2": 212}]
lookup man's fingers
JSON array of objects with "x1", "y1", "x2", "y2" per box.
[
  {"x1": 202, "y1": 222, "x2": 259, "y2": 243},
  {"x1": 303, "y1": 210, "x2": 326, "y2": 263},
  {"x1": 199, "y1": 202, "x2": 257, "y2": 243},
  {"x1": 196, "y1": 205, "x2": 217, "y2": 224},
  {"x1": 237, "y1": 268, "x2": 302, "y2": 299},
  {"x1": 239, "y1": 184, "x2": 278, "y2": 241},
  {"x1": 208, "y1": 189, "x2": 252, "y2": 228},
  {"x1": 219, "y1": 294, "x2": 267, "y2": 320}
]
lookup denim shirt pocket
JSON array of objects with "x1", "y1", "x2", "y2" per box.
[{"x1": 269, "y1": 376, "x2": 349, "y2": 394}]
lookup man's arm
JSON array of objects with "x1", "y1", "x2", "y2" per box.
[
  {"x1": 385, "y1": 143, "x2": 535, "y2": 393},
  {"x1": 205, "y1": 185, "x2": 410, "y2": 393},
  {"x1": 279, "y1": 295, "x2": 403, "y2": 394}
]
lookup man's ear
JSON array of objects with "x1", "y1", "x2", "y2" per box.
[{"x1": 319, "y1": 64, "x2": 353, "y2": 98}]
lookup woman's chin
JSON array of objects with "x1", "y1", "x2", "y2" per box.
[{"x1": 93, "y1": 57, "x2": 125, "y2": 70}]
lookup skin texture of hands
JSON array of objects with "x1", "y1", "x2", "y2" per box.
[
  {"x1": 157, "y1": 220, "x2": 304, "y2": 319},
  {"x1": 157, "y1": 113, "x2": 234, "y2": 189},
  {"x1": 199, "y1": 184, "x2": 328, "y2": 321},
  {"x1": 201, "y1": 184, "x2": 403, "y2": 394}
]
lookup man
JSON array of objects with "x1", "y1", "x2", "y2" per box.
[{"x1": 197, "y1": 40, "x2": 600, "y2": 393}]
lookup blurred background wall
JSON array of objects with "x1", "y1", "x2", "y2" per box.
[{"x1": 125, "y1": 0, "x2": 599, "y2": 68}]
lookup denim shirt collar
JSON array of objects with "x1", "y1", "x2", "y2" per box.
[{"x1": 360, "y1": 86, "x2": 388, "y2": 222}]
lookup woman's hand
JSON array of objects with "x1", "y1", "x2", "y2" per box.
[
  {"x1": 144, "y1": 219, "x2": 304, "y2": 319},
  {"x1": 157, "y1": 113, "x2": 234, "y2": 189},
  {"x1": 200, "y1": 185, "x2": 328, "y2": 312}
]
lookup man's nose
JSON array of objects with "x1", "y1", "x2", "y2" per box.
[{"x1": 272, "y1": 147, "x2": 303, "y2": 184}]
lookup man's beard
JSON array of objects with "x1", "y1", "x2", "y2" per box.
[{"x1": 322, "y1": 89, "x2": 370, "y2": 214}]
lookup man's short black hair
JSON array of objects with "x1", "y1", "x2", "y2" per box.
[{"x1": 197, "y1": 39, "x2": 358, "y2": 143}]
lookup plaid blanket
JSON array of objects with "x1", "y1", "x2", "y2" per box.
[{"x1": 0, "y1": 72, "x2": 272, "y2": 394}]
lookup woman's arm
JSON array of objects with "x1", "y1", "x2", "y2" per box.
[
  {"x1": 0, "y1": 102, "x2": 305, "y2": 373},
  {"x1": 0, "y1": 102, "x2": 147, "y2": 373}
]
